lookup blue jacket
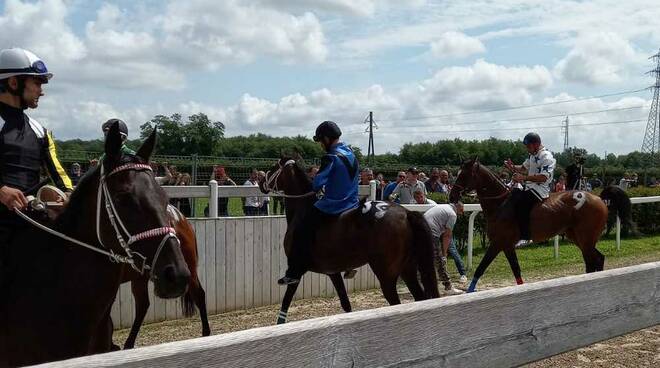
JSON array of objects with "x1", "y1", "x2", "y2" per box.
[
  {"x1": 382, "y1": 181, "x2": 399, "y2": 202},
  {"x1": 313, "y1": 142, "x2": 359, "y2": 215}
]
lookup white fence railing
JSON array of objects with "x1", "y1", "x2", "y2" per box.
[
  {"x1": 47, "y1": 261, "x2": 660, "y2": 368},
  {"x1": 166, "y1": 182, "x2": 659, "y2": 271}
]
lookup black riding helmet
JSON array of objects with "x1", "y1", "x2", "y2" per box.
[
  {"x1": 102, "y1": 118, "x2": 128, "y2": 137},
  {"x1": 523, "y1": 132, "x2": 541, "y2": 145},
  {"x1": 313, "y1": 121, "x2": 342, "y2": 142}
]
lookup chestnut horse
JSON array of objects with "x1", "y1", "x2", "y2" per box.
[
  {"x1": 117, "y1": 204, "x2": 210, "y2": 349},
  {"x1": 449, "y1": 158, "x2": 609, "y2": 292},
  {"x1": 0, "y1": 124, "x2": 190, "y2": 366},
  {"x1": 260, "y1": 157, "x2": 439, "y2": 324}
]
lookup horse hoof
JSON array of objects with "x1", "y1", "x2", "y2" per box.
[{"x1": 277, "y1": 317, "x2": 287, "y2": 325}]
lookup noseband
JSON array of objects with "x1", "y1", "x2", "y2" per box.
[
  {"x1": 97, "y1": 163, "x2": 179, "y2": 276},
  {"x1": 263, "y1": 160, "x2": 317, "y2": 199},
  {"x1": 16, "y1": 163, "x2": 179, "y2": 276}
]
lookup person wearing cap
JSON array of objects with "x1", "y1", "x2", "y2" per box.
[
  {"x1": 504, "y1": 132, "x2": 556, "y2": 247},
  {"x1": 95, "y1": 119, "x2": 136, "y2": 162},
  {"x1": 69, "y1": 163, "x2": 83, "y2": 186},
  {"x1": 389, "y1": 167, "x2": 427, "y2": 204},
  {"x1": 424, "y1": 202, "x2": 465, "y2": 295},
  {"x1": 278, "y1": 121, "x2": 359, "y2": 285},
  {"x1": 0, "y1": 47, "x2": 73, "y2": 282}
]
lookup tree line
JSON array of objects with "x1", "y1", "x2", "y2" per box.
[{"x1": 55, "y1": 112, "x2": 657, "y2": 171}]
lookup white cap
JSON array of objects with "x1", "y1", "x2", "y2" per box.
[{"x1": 0, "y1": 48, "x2": 52, "y2": 81}]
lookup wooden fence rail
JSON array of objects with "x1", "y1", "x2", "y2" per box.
[
  {"x1": 110, "y1": 216, "x2": 379, "y2": 329},
  {"x1": 44, "y1": 261, "x2": 660, "y2": 367}
]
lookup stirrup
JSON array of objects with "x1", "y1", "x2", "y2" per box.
[
  {"x1": 343, "y1": 269, "x2": 358, "y2": 279},
  {"x1": 514, "y1": 239, "x2": 532, "y2": 248},
  {"x1": 277, "y1": 276, "x2": 300, "y2": 285}
]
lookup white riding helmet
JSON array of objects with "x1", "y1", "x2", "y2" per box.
[{"x1": 0, "y1": 48, "x2": 52, "y2": 81}]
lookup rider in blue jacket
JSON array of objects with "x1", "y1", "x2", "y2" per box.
[{"x1": 278, "y1": 121, "x2": 359, "y2": 285}]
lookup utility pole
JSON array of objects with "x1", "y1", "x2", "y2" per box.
[
  {"x1": 364, "y1": 111, "x2": 377, "y2": 166},
  {"x1": 641, "y1": 49, "x2": 660, "y2": 161},
  {"x1": 562, "y1": 116, "x2": 569, "y2": 151}
]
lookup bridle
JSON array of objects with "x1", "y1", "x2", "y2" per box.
[
  {"x1": 452, "y1": 163, "x2": 511, "y2": 201},
  {"x1": 263, "y1": 159, "x2": 317, "y2": 199},
  {"x1": 16, "y1": 162, "x2": 178, "y2": 277}
]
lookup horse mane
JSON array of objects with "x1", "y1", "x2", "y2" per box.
[{"x1": 476, "y1": 162, "x2": 509, "y2": 192}]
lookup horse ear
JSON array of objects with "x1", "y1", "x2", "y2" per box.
[
  {"x1": 104, "y1": 121, "x2": 123, "y2": 163},
  {"x1": 473, "y1": 155, "x2": 479, "y2": 163},
  {"x1": 136, "y1": 124, "x2": 158, "y2": 162}
]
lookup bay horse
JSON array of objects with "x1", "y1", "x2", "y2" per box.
[
  {"x1": 117, "y1": 204, "x2": 210, "y2": 349},
  {"x1": 0, "y1": 123, "x2": 191, "y2": 366},
  {"x1": 259, "y1": 157, "x2": 439, "y2": 324},
  {"x1": 449, "y1": 158, "x2": 609, "y2": 293}
]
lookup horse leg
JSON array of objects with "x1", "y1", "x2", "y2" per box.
[
  {"x1": 277, "y1": 282, "x2": 300, "y2": 324},
  {"x1": 329, "y1": 273, "x2": 352, "y2": 312},
  {"x1": 400, "y1": 263, "x2": 426, "y2": 301},
  {"x1": 189, "y1": 277, "x2": 211, "y2": 336},
  {"x1": 468, "y1": 244, "x2": 502, "y2": 293},
  {"x1": 123, "y1": 279, "x2": 150, "y2": 349},
  {"x1": 503, "y1": 248, "x2": 524, "y2": 285}
]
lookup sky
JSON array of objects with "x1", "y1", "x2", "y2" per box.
[{"x1": 2, "y1": 0, "x2": 660, "y2": 156}]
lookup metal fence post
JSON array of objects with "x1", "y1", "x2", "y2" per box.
[
  {"x1": 191, "y1": 154, "x2": 199, "y2": 216},
  {"x1": 554, "y1": 236, "x2": 560, "y2": 259},
  {"x1": 467, "y1": 210, "x2": 479, "y2": 271},
  {"x1": 616, "y1": 216, "x2": 621, "y2": 250},
  {"x1": 209, "y1": 180, "x2": 218, "y2": 218}
]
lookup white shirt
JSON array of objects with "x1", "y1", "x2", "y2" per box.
[
  {"x1": 243, "y1": 179, "x2": 261, "y2": 208},
  {"x1": 423, "y1": 204, "x2": 457, "y2": 238},
  {"x1": 522, "y1": 148, "x2": 556, "y2": 199}
]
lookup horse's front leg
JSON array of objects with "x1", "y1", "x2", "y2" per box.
[
  {"x1": 329, "y1": 273, "x2": 352, "y2": 312},
  {"x1": 277, "y1": 282, "x2": 301, "y2": 324}
]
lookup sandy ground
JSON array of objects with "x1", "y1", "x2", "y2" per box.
[{"x1": 113, "y1": 257, "x2": 659, "y2": 367}]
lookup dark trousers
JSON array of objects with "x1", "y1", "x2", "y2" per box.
[
  {"x1": 285, "y1": 206, "x2": 327, "y2": 279},
  {"x1": 512, "y1": 190, "x2": 542, "y2": 240}
]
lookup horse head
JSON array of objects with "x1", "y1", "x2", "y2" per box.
[
  {"x1": 98, "y1": 122, "x2": 190, "y2": 298},
  {"x1": 449, "y1": 157, "x2": 481, "y2": 203},
  {"x1": 259, "y1": 156, "x2": 310, "y2": 196}
]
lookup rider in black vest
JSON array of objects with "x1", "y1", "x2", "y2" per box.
[{"x1": 0, "y1": 48, "x2": 72, "y2": 285}]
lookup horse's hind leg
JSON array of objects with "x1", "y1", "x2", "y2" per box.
[
  {"x1": 503, "y1": 248, "x2": 524, "y2": 285},
  {"x1": 468, "y1": 244, "x2": 502, "y2": 293},
  {"x1": 124, "y1": 279, "x2": 150, "y2": 349},
  {"x1": 277, "y1": 282, "x2": 300, "y2": 324},
  {"x1": 400, "y1": 263, "x2": 425, "y2": 301},
  {"x1": 370, "y1": 262, "x2": 401, "y2": 305},
  {"x1": 329, "y1": 273, "x2": 352, "y2": 312}
]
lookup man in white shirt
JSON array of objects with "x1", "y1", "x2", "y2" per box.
[
  {"x1": 504, "y1": 132, "x2": 556, "y2": 247},
  {"x1": 413, "y1": 190, "x2": 437, "y2": 205},
  {"x1": 424, "y1": 202, "x2": 465, "y2": 295},
  {"x1": 243, "y1": 169, "x2": 262, "y2": 216}
]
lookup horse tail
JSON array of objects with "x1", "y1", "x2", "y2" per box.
[
  {"x1": 599, "y1": 185, "x2": 637, "y2": 237},
  {"x1": 406, "y1": 210, "x2": 440, "y2": 299},
  {"x1": 181, "y1": 286, "x2": 197, "y2": 317}
]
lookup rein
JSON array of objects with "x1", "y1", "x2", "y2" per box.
[
  {"x1": 15, "y1": 163, "x2": 179, "y2": 276},
  {"x1": 263, "y1": 159, "x2": 317, "y2": 199}
]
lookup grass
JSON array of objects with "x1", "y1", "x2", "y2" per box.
[
  {"x1": 465, "y1": 235, "x2": 660, "y2": 286},
  {"x1": 190, "y1": 197, "x2": 284, "y2": 217}
]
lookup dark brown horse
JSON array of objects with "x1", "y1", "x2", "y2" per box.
[
  {"x1": 118, "y1": 204, "x2": 210, "y2": 349},
  {"x1": 259, "y1": 157, "x2": 439, "y2": 324},
  {"x1": 449, "y1": 158, "x2": 609, "y2": 292},
  {"x1": 0, "y1": 124, "x2": 190, "y2": 366}
]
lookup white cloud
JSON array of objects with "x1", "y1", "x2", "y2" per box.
[
  {"x1": 419, "y1": 59, "x2": 553, "y2": 110},
  {"x1": 429, "y1": 31, "x2": 485, "y2": 59},
  {"x1": 554, "y1": 32, "x2": 644, "y2": 85}
]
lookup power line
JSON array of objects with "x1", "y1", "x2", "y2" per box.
[
  {"x1": 388, "y1": 105, "x2": 647, "y2": 129},
  {"x1": 366, "y1": 118, "x2": 646, "y2": 135},
  {"x1": 378, "y1": 87, "x2": 648, "y2": 122}
]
